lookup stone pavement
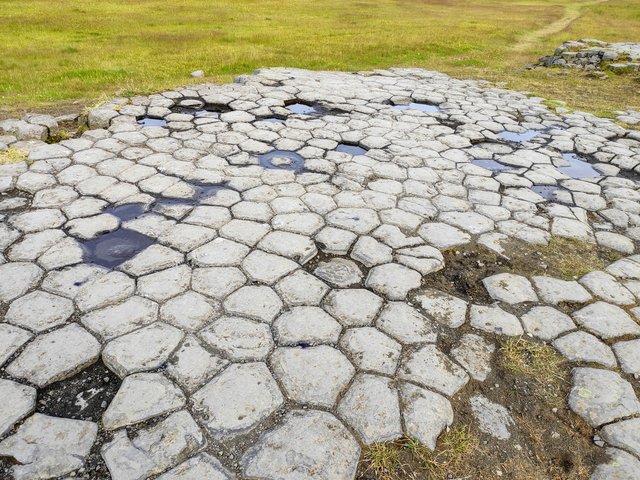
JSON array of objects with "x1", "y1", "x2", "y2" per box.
[{"x1": 0, "y1": 67, "x2": 640, "y2": 479}]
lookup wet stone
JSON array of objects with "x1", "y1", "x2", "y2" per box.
[
  {"x1": 137, "y1": 117, "x2": 168, "y2": 127},
  {"x1": 259, "y1": 150, "x2": 305, "y2": 173},
  {"x1": 559, "y1": 153, "x2": 600, "y2": 178},
  {"x1": 82, "y1": 229, "x2": 155, "y2": 269}
]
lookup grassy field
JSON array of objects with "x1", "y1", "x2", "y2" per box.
[{"x1": 0, "y1": 0, "x2": 639, "y2": 118}]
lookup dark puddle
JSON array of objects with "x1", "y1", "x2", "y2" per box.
[
  {"x1": 336, "y1": 143, "x2": 368, "y2": 155},
  {"x1": 471, "y1": 159, "x2": 513, "y2": 172},
  {"x1": 82, "y1": 229, "x2": 155, "y2": 269},
  {"x1": 531, "y1": 185, "x2": 568, "y2": 201},
  {"x1": 286, "y1": 102, "x2": 323, "y2": 115},
  {"x1": 259, "y1": 150, "x2": 305, "y2": 173},
  {"x1": 36, "y1": 360, "x2": 121, "y2": 422},
  {"x1": 171, "y1": 97, "x2": 230, "y2": 117},
  {"x1": 497, "y1": 129, "x2": 542, "y2": 142},
  {"x1": 137, "y1": 117, "x2": 167, "y2": 127},
  {"x1": 559, "y1": 153, "x2": 601, "y2": 178},
  {"x1": 104, "y1": 203, "x2": 147, "y2": 222},
  {"x1": 392, "y1": 102, "x2": 440, "y2": 113}
]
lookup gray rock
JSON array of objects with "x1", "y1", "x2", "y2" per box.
[
  {"x1": 165, "y1": 335, "x2": 229, "y2": 393},
  {"x1": 81, "y1": 296, "x2": 158, "y2": 340},
  {"x1": 376, "y1": 301, "x2": 438, "y2": 344},
  {"x1": 365, "y1": 263, "x2": 422, "y2": 300},
  {"x1": 313, "y1": 258, "x2": 363, "y2": 287},
  {"x1": 340, "y1": 327, "x2": 401, "y2": 375},
  {"x1": 580, "y1": 270, "x2": 636, "y2": 305},
  {"x1": 0, "y1": 262, "x2": 43, "y2": 302},
  {"x1": 415, "y1": 289, "x2": 467, "y2": 328},
  {"x1": 470, "y1": 395, "x2": 513, "y2": 440},
  {"x1": 451, "y1": 334, "x2": 495, "y2": 381},
  {"x1": 590, "y1": 448, "x2": 640, "y2": 480},
  {"x1": 470, "y1": 304, "x2": 524, "y2": 336},
  {"x1": 483, "y1": 273, "x2": 538, "y2": 304},
  {"x1": 200, "y1": 316, "x2": 273, "y2": 361},
  {"x1": 572, "y1": 301, "x2": 640, "y2": 339},
  {"x1": 273, "y1": 306, "x2": 342, "y2": 346},
  {"x1": 553, "y1": 331, "x2": 617, "y2": 367},
  {"x1": 5, "y1": 290, "x2": 74, "y2": 332},
  {"x1": 399, "y1": 344, "x2": 469, "y2": 396},
  {"x1": 532, "y1": 276, "x2": 592, "y2": 304},
  {"x1": 401, "y1": 383, "x2": 453, "y2": 450},
  {"x1": 0, "y1": 379, "x2": 36, "y2": 438},
  {"x1": 612, "y1": 339, "x2": 640, "y2": 376},
  {"x1": 223, "y1": 285, "x2": 283, "y2": 323},
  {"x1": 323, "y1": 288, "x2": 383, "y2": 327},
  {"x1": 600, "y1": 418, "x2": 640, "y2": 459},
  {"x1": 0, "y1": 324, "x2": 32, "y2": 367},
  {"x1": 157, "y1": 453, "x2": 234, "y2": 480},
  {"x1": 520, "y1": 306, "x2": 576, "y2": 341}
]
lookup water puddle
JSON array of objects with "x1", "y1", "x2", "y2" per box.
[
  {"x1": 286, "y1": 102, "x2": 323, "y2": 115},
  {"x1": 559, "y1": 153, "x2": 600, "y2": 178},
  {"x1": 259, "y1": 150, "x2": 305, "y2": 173},
  {"x1": 392, "y1": 102, "x2": 440, "y2": 113},
  {"x1": 171, "y1": 98, "x2": 230, "y2": 116},
  {"x1": 82, "y1": 228, "x2": 155, "y2": 269},
  {"x1": 497, "y1": 130, "x2": 542, "y2": 142},
  {"x1": 471, "y1": 159, "x2": 513, "y2": 172},
  {"x1": 104, "y1": 203, "x2": 147, "y2": 222},
  {"x1": 530, "y1": 185, "x2": 566, "y2": 201},
  {"x1": 137, "y1": 117, "x2": 168, "y2": 127},
  {"x1": 336, "y1": 143, "x2": 368, "y2": 155},
  {"x1": 259, "y1": 117, "x2": 286, "y2": 125}
]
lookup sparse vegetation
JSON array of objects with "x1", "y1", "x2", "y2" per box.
[{"x1": 0, "y1": 147, "x2": 28, "y2": 165}]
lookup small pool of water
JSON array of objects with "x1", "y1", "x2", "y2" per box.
[
  {"x1": 336, "y1": 144, "x2": 367, "y2": 155},
  {"x1": 259, "y1": 150, "x2": 305, "y2": 173},
  {"x1": 286, "y1": 103, "x2": 322, "y2": 115},
  {"x1": 559, "y1": 153, "x2": 600, "y2": 178},
  {"x1": 392, "y1": 102, "x2": 440, "y2": 113},
  {"x1": 530, "y1": 185, "x2": 565, "y2": 201},
  {"x1": 82, "y1": 229, "x2": 155, "y2": 269},
  {"x1": 497, "y1": 130, "x2": 543, "y2": 142},
  {"x1": 471, "y1": 159, "x2": 513, "y2": 172},
  {"x1": 137, "y1": 117, "x2": 167, "y2": 127}
]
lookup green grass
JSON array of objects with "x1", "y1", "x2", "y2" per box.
[
  {"x1": 0, "y1": 147, "x2": 28, "y2": 165},
  {"x1": 0, "y1": 0, "x2": 639, "y2": 116}
]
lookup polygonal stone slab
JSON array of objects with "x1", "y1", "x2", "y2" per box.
[
  {"x1": 160, "y1": 291, "x2": 221, "y2": 331},
  {"x1": 270, "y1": 346, "x2": 355, "y2": 407},
  {"x1": 376, "y1": 301, "x2": 438, "y2": 344},
  {"x1": 192, "y1": 363, "x2": 284, "y2": 439},
  {"x1": 273, "y1": 306, "x2": 342, "y2": 346},
  {"x1": 322, "y1": 289, "x2": 383, "y2": 327},
  {"x1": 532, "y1": 276, "x2": 592, "y2": 305},
  {"x1": 590, "y1": 448, "x2": 640, "y2": 480},
  {"x1": 223, "y1": 285, "x2": 283, "y2": 323},
  {"x1": 75, "y1": 271, "x2": 135, "y2": 312},
  {"x1": 482, "y1": 273, "x2": 538, "y2": 304},
  {"x1": 326, "y1": 207, "x2": 380, "y2": 234},
  {"x1": 470, "y1": 304, "x2": 523, "y2": 336},
  {"x1": 579, "y1": 270, "x2": 635, "y2": 305},
  {"x1": 415, "y1": 288, "x2": 467, "y2": 328},
  {"x1": 520, "y1": 306, "x2": 575, "y2": 341},
  {"x1": 572, "y1": 301, "x2": 640, "y2": 339},
  {"x1": 81, "y1": 296, "x2": 158, "y2": 340},
  {"x1": 5, "y1": 290, "x2": 74, "y2": 333},
  {"x1": 102, "y1": 372, "x2": 186, "y2": 430},
  {"x1": 0, "y1": 379, "x2": 36, "y2": 438},
  {"x1": 553, "y1": 331, "x2": 617, "y2": 367},
  {"x1": 339, "y1": 327, "x2": 401, "y2": 375},
  {"x1": 365, "y1": 263, "x2": 422, "y2": 300},
  {"x1": 0, "y1": 262, "x2": 43, "y2": 302},
  {"x1": 258, "y1": 230, "x2": 317, "y2": 264},
  {"x1": 470, "y1": 395, "x2": 513, "y2": 440},
  {"x1": 275, "y1": 270, "x2": 329, "y2": 305},
  {"x1": 0, "y1": 324, "x2": 32, "y2": 367},
  {"x1": 401, "y1": 382, "x2": 453, "y2": 450},
  {"x1": 600, "y1": 418, "x2": 640, "y2": 459},
  {"x1": 450, "y1": 334, "x2": 495, "y2": 381},
  {"x1": 7, "y1": 324, "x2": 100, "y2": 387},
  {"x1": 568, "y1": 367, "x2": 640, "y2": 427},
  {"x1": 241, "y1": 249, "x2": 298, "y2": 284},
  {"x1": 137, "y1": 265, "x2": 191, "y2": 302},
  {"x1": 191, "y1": 266, "x2": 246, "y2": 300},
  {"x1": 166, "y1": 335, "x2": 229, "y2": 393},
  {"x1": 0, "y1": 413, "x2": 97, "y2": 480},
  {"x1": 612, "y1": 339, "x2": 640, "y2": 376},
  {"x1": 313, "y1": 258, "x2": 363, "y2": 287},
  {"x1": 187, "y1": 237, "x2": 250, "y2": 267},
  {"x1": 242, "y1": 410, "x2": 360, "y2": 480},
  {"x1": 337, "y1": 374, "x2": 402, "y2": 444},
  {"x1": 200, "y1": 316, "x2": 274, "y2": 361},
  {"x1": 399, "y1": 344, "x2": 469, "y2": 396},
  {"x1": 157, "y1": 453, "x2": 235, "y2": 480},
  {"x1": 120, "y1": 244, "x2": 184, "y2": 276}
]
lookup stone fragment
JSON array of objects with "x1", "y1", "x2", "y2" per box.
[
  {"x1": 451, "y1": 334, "x2": 495, "y2": 381},
  {"x1": 0, "y1": 379, "x2": 36, "y2": 437},
  {"x1": 482, "y1": 273, "x2": 538, "y2": 304},
  {"x1": 7, "y1": 324, "x2": 100, "y2": 387},
  {"x1": 242, "y1": 410, "x2": 360, "y2": 480},
  {"x1": 103, "y1": 372, "x2": 185, "y2": 430},
  {"x1": 415, "y1": 289, "x2": 467, "y2": 328},
  {"x1": 612, "y1": 339, "x2": 640, "y2": 376},
  {"x1": 470, "y1": 304, "x2": 524, "y2": 336},
  {"x1": 270, "y1": 346, "x2": 355, "y2": 407},
  {"x1": 166, "y1": 335, "x2": 228, "y2": 393},
  {"x1": 590, "y1": 448, "x2": 640, "y2": 480},
  {"x1": 470, "y1": 395, "x2": 513, "y2": 440},
  {"x1": 401, "y1": 383, "x2": 453, "y2": 450},
  {"x1": 157, "y1": 453, "x2": 234, "y2": 480},
  {"x1": 399, "y1": 344, "x2": 469, "y2": 396},
  {"x1": 601, "y1": 418, "x2": 640, "y2": 459},
  {"x1": 313, "y1": 258, "x2": 363, "y2": 287},
  {"x1": 365, "y1": 263, "x2": 422, "y2": 300},
  {"x1": 0, "y1": 413, "x2": 97, "y2": 480}
]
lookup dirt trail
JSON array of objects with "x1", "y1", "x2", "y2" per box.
[{"x1": 512, "y1": 0, "x2": 611, "y2": 52}]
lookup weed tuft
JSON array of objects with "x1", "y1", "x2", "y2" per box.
[{"x1": 0, "y1": 147, "x2": 28, "y2": 165}]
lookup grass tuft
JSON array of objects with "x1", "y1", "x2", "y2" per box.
[
  {"x1": 362, "y1": 441, "x2": 404, "y2": 480},
  {"x1": 0, "y1": 147, "x2": 28, "y2": 165}
]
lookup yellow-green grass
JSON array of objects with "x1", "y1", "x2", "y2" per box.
[
  {"x1": 0, "y1": 147, "x2": 28, "y2": 165},
  {"x1": 0, "y1": 0, "x2": 639, "y2": 117}
]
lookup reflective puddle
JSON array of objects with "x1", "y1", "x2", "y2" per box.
[
  {"x1": 530, "y1": 185, "x2": 566, "y2": 201},
  {"x1": 286, "y1": 103, "x2": 322, "y2": 115},
  {"x1": 497, "y1": 130, "x2": 542, "y2": 142},
  {"x1": 336, "y1": 144, "x2": 367, "y2": 155},
  {"x1": 393, "y1": 102, "x2": 440, "y2": 113},
  {"x1": 259, "y1": 150, "x2": 305, "y2": 173},
  {"x1": 104, "y1": 203, "x2": 147, "y2": 222},
  {"x1": 137, "y1": 117, "x2": 167, "y2": 127},
  {"x1": 559, "y1": 153, "x2": 600, "y2": 178},
  {"x1": 259, "y1": 117, "x2": 286, "y2": 125},
  {"x1": 82, "y1": 228, "x2": 155, "y2": 269},
  {"x1": 471, "y1": 159, "x2": 513, "y2": 172}
]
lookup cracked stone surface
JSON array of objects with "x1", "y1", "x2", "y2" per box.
[{"x1": 2, "y1": 67, "x2": 640, "y2": 478}]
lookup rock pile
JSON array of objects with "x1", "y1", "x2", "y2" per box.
[{"x1": 536, "y1": 39, "x2": 640, "y2": 74}]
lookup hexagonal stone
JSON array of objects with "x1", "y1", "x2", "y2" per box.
[
  {"x1": 191, "y1": 266, "x2": 246, "y2": 300},
  {"x1": 601, "y1": 418, "x2": 640, "y2": 459},
  {"x1": 79, "y1": 296, "x2": 158, "y2": 341},
  {"x1": 350, "y1": 235, "x2": 392, "y2": 267},
  {"x1": 137, "y1": 265, "x2": 191, "y2": 302},
  {"x1": 40, "y1": 264, "x2": 106, "y2": 299},
  {"x1": 451, "y1": 334, "x2": 495, "y2": 381},
  {"x1": 612, "y1": 339, "x2": 640, "y2": 376},
  {"x1": 223, "y1": 285, "x2": 283, "y2": 323},
  {"x1": 0, "y1": 413, "x2": 97, "y2": 480},
  {"x1": 579, "y1": 270, "x2": 636, "y2": 306},
  {"x1": 258, "y1": 230, "x2": 318, "y2": 264},
  {"x1": 553, "y1": 332, "x2": 617, "y2": 367},
  {"x1": 418, "y1": 222, "x2": 470, "y2": 249},
  {"x1": 39, "y1": 236, "x2": 85, "y2": 270},
  {"x1": 242, "y1": 410, "x2": 360, "y2": 480},
  {"x1": 0, "y1": 262, "x2": 43, "y2": 302},
  {"x1": 315, "y1": 226, "x2": 357, "y2": 255},
  {"x1": 102, "y1": 372, "x2": 186, "y2": 430},
  {"x1": 591, "y1": 448, "x2": 640, "y2": 480},
  {"x1": 66, "y1": 213, "x2": 119, "y2": 240},
  {"x1": 9, "y1": 209, "x2": 66, "y2": 233},
  {"x1": 219, "y1": 219, "x2": 271, "y2": 246},
  {"x1": 184, "y1": 206, "x2": 232, "y2": 229},
  {"x1": 366, "y1": 263, "x2": 422, "y2": 300},
  {"x1": 75, "y1": 271, "x2": 135, "y2": 312},
  {"x1": 532, "y1": 275, "x2": 594, "y2": 305},
  {"x1": 7, "y1": 324, "x2": 100, "y2": 387},
  {"x1": 338, "y1": 374, "x2": 402, "y2": 445},
  {"x1": 8, "y1": 229, "x2": 65, "y2": 262},
  {"x1": 5, "y1": 290, "x2": 74, "y2": 332},
  {"x1": 482, "y1": 273, "x2": 538, "y2": 304},
  {"x1": 157, "y1": 453, "x2": 234, "y2": 480},
  {"x1": 192, "y1": 363, "x2": 284, "y2": 439},
  {"x1": 470, "y1": 304, "x2": 524, "y2": 336},
  {"x1": 572, "y1": 301, "x2": 640, "y2": 339},
  {"x1": 241, "y1": 250, "x2": 298, "y2": 284},
  {"x1": 160, "y1": 291, "x2": 220, "y2": 331},
  {"x1": 340, "y1": 327, "x2": 401, "y2": 375},
  {"x1": 323, "y1": 289, "x2": 383, "y2": 327},
  {"x1": 439, "y1": 211, "x2": 494, "y2": 235},
  {"x1": 120, "y1": 244, "x2": 184, "y2": 276},
  {"x1": 275, "y1": 270, "x2": 329, "y2": 306},
  {"x1": 200, "y1": 316, "x2": 273, "y2": 361},
  {"x1": 313, "y1": 258, "x2": 363, "y2": 288},
  {"x1": 0, "y1": 324, "x2": 32, "y2": 367},
  {"x1": 0, "y1": 379, "x2": 36, "y2": 437},
  {"x1": 568, "y1": 367, "x2": 640, "y2": 427},
  {"x1": 102, "y1": 322, "x2": 184, "y2": 378},
  {"x1": 606, "y1": 256, "x2": 640, "y2": 279},
  {"x1": 166, "y1": 335, "x2": 228, "y2": 393},
  {"x1": 520, "y1": 306, "x2": 575, "y2": 341},
  {"x1": 401, "y1": 382, "x2": 453, "y2": 450},
  {"x1": 273, "y1": 306, "x2": 342, "y2": 346},
  {"x1": 470, "y1": 395, "x2": 513, "y2": 440},
  {"x1": 102, "y1": 411, "x2": 205, "y2": 480},
  {"x1": 273, "y1": 212, "x2": 324, "y2": 235},
  {"x1": 158, "y1": 223, "x2": 217, "y2": 253},
  {"x1": 399, "y1": 344, "x2": 469, "y2": 396},
  {"x1": 415, "y1": 288, "x2": 467, "y2": 328},
  {"x1": 327, "y1": 207, "x2": 380, "y2": 234},
  {"x1": 187, "y1": 237, "x2": 249, "y2": 267},
  {"x1": 376, "y1": 301, "x2": 437, "y2": 344},
  {"x1": 270, "y1": 346, "x2": 355, "y2": 407}
]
